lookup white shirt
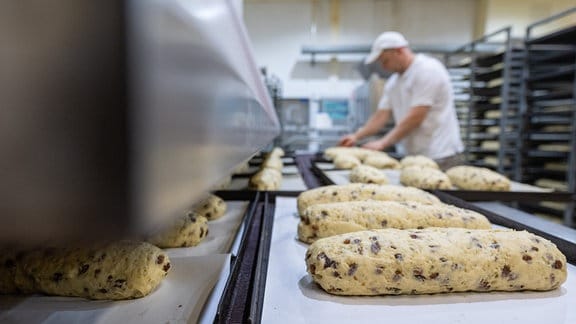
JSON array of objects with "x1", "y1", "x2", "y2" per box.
[{"x1": 377, "y1": 54, "x2": 463, "y2": 159}]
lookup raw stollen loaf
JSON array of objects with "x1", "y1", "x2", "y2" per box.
[
  {"x1": 11, "y1": 241, "x2": 171, "y2": 300},
  {"x1": 269, "y1": 147, "x2": 285, "y2": 158},
  {"x1": 324, "y1": 147, "x2": 374, "y2": 161},
  {"x1": 298, "y1": 200, "x2": 491, "y2": 243},
  {"x1": 349, "y1": 164, "x2": 389, "y2": 185},
  {"x1": 333, "y1": 154, "x2": 361, "y2": 169},
  {"x1": 363, "y1": 154, "x2": 400, "y2": 169},
  {"x1": 148, "y1": 211, "x2": 209, "y2": 248},
  {"x1": 306, "y1": 228, "x2": 567, "y2": 295},
  {"x1": 400, "y1": 155, "x2": 439, "y2": 169},
  {"x1": 193, "y1": 194, "x2": 227, "y2": 221},
  {"x1": 249, "y1": 167, "x2": 282, "y2": 190},
  {"x1": 446, "y1": 165, "x2": 510, "y2": 191},
  {"x1": 262, "y1": 156, "x2": 283, "y2": 171},
  {"x1": 296, "y1": 183, "x2": 441, "y2": 215},
  {"x1": 400, "y1": 165, "x2": 452, "y2": 190}
]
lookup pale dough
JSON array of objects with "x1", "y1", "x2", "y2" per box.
[
  {"x1": 298, "y1": 200, "x2": 491, "y2": 243},
  {"x1": 306, "y1": 228, "x2": 567, "y2": 295},
  {"x1": 297, "y1": 183, "x2": 441, "y2": 215}
]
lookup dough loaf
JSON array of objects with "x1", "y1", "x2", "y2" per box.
[
  {"x1": 306, "y1": 228, "x2": 567, "y2": 295},
  {"x1": 297, "y1": 183, "x2": 441, "y2": 215},
  {"x1": 333, "y1": 155, "x2": 361, "y2": 169},
  {"x1": 249, "y1": 167, "x2": 282, "y2": 190},
  {"x1": 400, "y1": 166, "x2": 452, "y2": 189},
  {"x1": 269, "y1": 147, "x2": 285, "y2": 158},
  {"x1": 298, "y1": 200, "x2": 491, "y2": 243},
  {"x1": 349, "y1": 165, "x2": 389, "y2": 185},
  {"x1": 193, "y1": 194, "x2": 227, "y2": 221},
  {"x1": 12, "y1": 241, "x2": 170, "y2": 300},
  {"x1": 400, "y1": 155, "x2": 439, "y2": 169},
  {"x1": 446, "y1": 165, "x2": 510, "y2": 191},
  {"x1": 148, "y1": 212, "x2": 209, "y2": 248},
  {"x1": 363, "y1": 154, "x2": 400, "y2": 169},
  {"x1": 324, "y1": 147, "x2": 374, "y2": 161},
  {"x1": 262, "y1": 156, "x2": 283, "y2": 171}
]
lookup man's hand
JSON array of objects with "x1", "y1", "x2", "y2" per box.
[
  {"x1": 338, "y1": 134, "x2": 358, "y2": 147},
  {"x1": 361, "y1": 139, "x2": 386, "y2": 151}
]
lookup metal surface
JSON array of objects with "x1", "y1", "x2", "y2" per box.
[
  {"x1": 0, "y1": 0, "x2": 280, "y2": 244},
  {"x1": 0, "y1": 1, "x2": 129, "y2": 244},
  {"x1": 129, "y1": 0, "x2": 280, "y2": 241},
  {"x1": 522, "y1": 7, "x2": 576, "y2": 227},
  {"x1": 445, "y1": 26, "x2": 522, "y2": 176}
]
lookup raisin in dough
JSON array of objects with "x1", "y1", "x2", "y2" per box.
[
  {"x1": 298, "y1": 200, "x2": 491, "y2": 243},
  {"x1": 13, "y1": 241, "x2": 170, "y2": 300},
  {"x1": 446, "y1": 165, "x2": 510, "y2": 191},
  {"x1": 349, "y1": 165, "x2": 389, "y2": 185},
  {"x1": 193, "y1": 194, "x2": 227, "y2": 221},
  {"x1": 296, "y1": 183, "x2": 441, "y2": 215},
  {"x1": 305, "y1": 228, "x2": 567, "y2": 295},
  {"x1": 400, "y1": 155, "x2": 439, "y2": 169},
  {"x1": 400, "y1": 166, "x2": 453, "y2": 190},
  {"x1": 148, "y1": 211, "x2": 209, "y2": 248}
]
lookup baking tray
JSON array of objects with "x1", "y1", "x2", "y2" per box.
[
  {"x1": 259, "y1": 196, "x2": 576, "y2": 324},
  {"x1": 0, "y1": 254, "x2": 231, "y2": 324},
  {"x1": 227, "y1": 173, "x2": 307, "y2": 193},
  {"x1": 216, "y1": 155, "x2": 576, "y2": 323},
  {"x1": 0, "y1": 193, "x2": 258, "y2": 324},
  {"x1": 226, "y1": 155, "x2": 308, "y2": 193},
  {"x1": 311, "y1": 160, "x2": 575, "y2": 203}
]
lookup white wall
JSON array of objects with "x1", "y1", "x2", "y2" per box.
[
  {"x1": 483, "y1": 0, "x2": 576, "y2": 38},
  {"x1": 244, "y1": 0, "x2": 477, "y2": 99}
]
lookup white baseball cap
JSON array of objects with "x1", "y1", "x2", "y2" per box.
[{"x1": 364, "y1": 31, "x2": 409, "y2": 64}]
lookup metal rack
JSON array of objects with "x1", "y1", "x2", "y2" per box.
[
  {"x1": 519, "y1": 7, "x2": 576, "y2": 227},
  {"x1": 445, "y1": 27, "x2": 524, "y2": 178},
  {"x1": 208, "y1": 153, "x2": 576, "y2": 323}
]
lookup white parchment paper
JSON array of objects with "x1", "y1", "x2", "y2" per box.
[{"x1": 261, "y1": 196, "x2": 575, "y2": 324}]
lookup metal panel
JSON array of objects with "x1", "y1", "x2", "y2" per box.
[
  {"x1": 0, "y1": 1, "x2": 129, "y2": 244},
  {"x1": 0, "y1": 0, "x2": 280, "y2": 244}
]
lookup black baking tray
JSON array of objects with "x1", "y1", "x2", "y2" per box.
[
  {"x1": 237, "y1": 191, "x2": 576, "y2": 323},
  {"x1": 213, "y1": 190, "x2": 265, "y2": 324},
  {"x1": 309, "y1": 157, "x2": 574, "y2": 203},
  {"x1": 213, "y1": 154, "x2": 576, "y2": 323}
]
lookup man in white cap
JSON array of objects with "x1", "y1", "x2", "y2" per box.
[{"x1": 338, "y1": 31, "x2": 464, "y2": 170}]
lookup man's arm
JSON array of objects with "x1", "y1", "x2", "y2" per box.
[
  {"x1": 362, "y1": 105, "x2": 429, "y2": 151},
  {"x1": 338, "y1": 109, "x2": 391, "y2": 146}
]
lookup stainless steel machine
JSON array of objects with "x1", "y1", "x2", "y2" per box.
[{"x1": 0, "y1": 0, "x2": 280, "y2": 244}]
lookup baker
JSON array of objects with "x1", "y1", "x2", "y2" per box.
[{"x1": 339, "y1": 31, "x2": 464, "y2": 170}]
